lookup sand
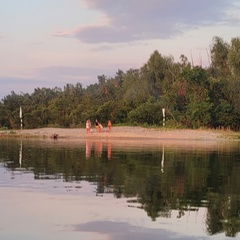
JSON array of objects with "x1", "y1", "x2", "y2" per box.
[
  {"x1": 1, "y1": 126, "x2": 239, "y2": 151},
  {"x1": 4, "y1": 126, "x2": 238, "y2": 141}
]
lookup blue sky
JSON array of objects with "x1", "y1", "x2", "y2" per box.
[{"x1": 0, "y1": 0, "x2": 239, "y2": 99}]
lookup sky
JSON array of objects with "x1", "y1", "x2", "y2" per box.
[{"x1": 0, "y1": 0, "x2": 240, "y2": 100}]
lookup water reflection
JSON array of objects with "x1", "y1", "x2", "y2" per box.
[
  {"x1": 161, "y1": 145, "x2": 164, "y2": 173},
  {"x1": 0, "y1": 138, "x2": 240, "y2": 239},
  {"x1": 86, "y1": 140, "x2": 91, "y2": 159},
  {"x1": 94, "y1": 141, "x2": 103, "y2": 158},
  {"x1": 86, "y1": 140, "x2": 112, "y2": 160},
  {"x1": 19, "y1": 138, "x2": 22, "y2": 168},
  {"x1": 107, "y1": 142, "x2": 112, "y2": 160}
]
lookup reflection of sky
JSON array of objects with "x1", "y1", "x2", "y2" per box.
[{"x1": 0, "y1": 164, "x2": 229, "y2": 240}]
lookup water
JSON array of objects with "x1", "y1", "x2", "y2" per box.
[{"x1": 0, "y1": 138, "x2": 240, "y2": 240}]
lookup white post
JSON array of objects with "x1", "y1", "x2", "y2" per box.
[
  {"x1": 19, "y1": 106, "x2": 23, "y2": 130},
  {"x1": 162, "y1": 108, "x2": 165, "y2": 126}
]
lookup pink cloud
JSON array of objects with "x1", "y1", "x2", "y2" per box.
[
  {"x1": 52, "y1": 31, "x2": 73, "y2": 37},
  {"x1": 0, "y1": 34, "x2": 6, "y2": 39}
]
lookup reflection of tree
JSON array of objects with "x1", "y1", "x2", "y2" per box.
[
  {"x1": 1, "y1": 140, "x2": 240, "y2": 237},
  {"x1": 140, "y1": 175, "x2": 171, "y2": 221},
  {"x1": 206, "y1": 194, "x2": 225, "y2": 235},
  {"x1": 222, "y1": 196, "x2": 240, "y2": 238},
  {"x1": 206, "y1": 195, "x2": 240, "y2": 237},
  {"x1": 206, "y1": 151, "x2": 240, "y2": 237}
]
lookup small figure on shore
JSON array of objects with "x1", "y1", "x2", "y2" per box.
[
  {"x1": 95, "y1": 119, "x2": 103, "y2": 132},
  {"x1": 99, "y1": 123, "x2": 103, "y2": 132},
  {"x1": 95, "y1": 119, "x2": 99, "y2": 130},
  {"x1": 86, "y1": 119, "x2": 91, "y2": 133},
  {"x1": 107, "y1": 120, "x2": 112, "y2": 132},
  {"x1": 51, "y1": 133, "x2": 58, "y2": 139}
]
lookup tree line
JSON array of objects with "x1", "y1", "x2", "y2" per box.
[{"x1": 1, "y1": 36, "x2": 240, "y2": 130}]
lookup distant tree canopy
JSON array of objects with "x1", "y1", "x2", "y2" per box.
[{"x1": 1, "y1": 37, "x2": 240, "y2": 130}]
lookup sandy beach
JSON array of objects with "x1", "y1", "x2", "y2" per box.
[{"x1": 2, "y1": 126, "x2": 238, "y2": 141}]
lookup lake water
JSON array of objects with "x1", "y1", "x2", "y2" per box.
[{"x1": 0, "y1": 138, "x2": 240, "y2": 240}]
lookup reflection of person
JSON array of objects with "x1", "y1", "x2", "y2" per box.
[
  {"x1": 94, "y1": 141, "x2": 102, "y2": 157},
  {"x1": 86, "y1": 140, "x2": 91, "y2": 159},
  {"x1": 107, "y1": 120, "x2": 112, "y2": 132},
  {"x1": 86, "y1": 119, "x2": 91, "y2": 133},
  {"x1": 107, "y1": 142, "x2": 112, "y2": 160}
]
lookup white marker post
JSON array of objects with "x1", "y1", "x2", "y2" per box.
[
  {"x1": 162, "y1": 108, "x2": 165, "y2": 126},
  {"x1": 19, "y1": 106, "x2": 23, "y2": 130}
]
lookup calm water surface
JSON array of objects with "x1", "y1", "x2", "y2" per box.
[{"x1": 0, "y1": 138, "x2": 240, "y2": 240}]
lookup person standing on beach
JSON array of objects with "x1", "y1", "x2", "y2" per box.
[
  {"x1": 99, "y1": 123, "x2": 103, "y2": 132},
  {"x1": 95, "y1": 119, "x2": 103, "y2": 132},
  {"x1": 95, "y1": 119, "x2": 100, "y2": 132},
  {"x1": 86, "y1": 119, "x2": 91, "y2": 133},
  {"x1": 107, "y1": 120, "x2": 112, "y2": 132}
]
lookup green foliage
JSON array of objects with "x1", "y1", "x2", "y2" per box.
[
  {"x1": 0, "y1": 37, "x2": 240, "y2": 130},
  {"x1": 128, "y1": 100, "x2": 163, "y2": 125},
  {"x1": 210, "y1": 36, "x2": 230, "y2": 77},
  {"x1": 228, "y1": 37, "x2": 240, "y2": 75},
  {"x1": 212, "y1": 100, "x2": 235, "y2": 128},
  {"x1": 185, "y1": 96, "x2": 213, "y2": 128}
]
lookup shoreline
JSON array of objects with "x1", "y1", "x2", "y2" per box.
[{"x1": 0, "y1": 126, "x2": 239, "y2": 141}]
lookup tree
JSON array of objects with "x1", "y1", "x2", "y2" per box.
[
  {"x1": 122, "y1": 68, "x2": 149, "y2": 108},
  {"x1": 1, "y1": 91, "x2": 21, "y2": 128},
  {"x1": 141, "y1": 50, "x2": 174, "y2": 99},
  {"x1": 181, "y1": 67, "x2": 213, "y2": 128},
  {"x1": 210, "y1": 36, "x2": 230, "y2": 77},
  {"x1": 228, "y1": 37, "x2": 240, "y2": 76}
]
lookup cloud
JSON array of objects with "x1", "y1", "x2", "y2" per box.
[
  {"x1": 0, "y1": 34, "x2": 6, "y2": 39},
  {"x1": 90, "y1": 41, "x2": 146, "y2": 52},
  {"x1": 0, "y1": 69, "x2": 96, "y2": 99},
  {"x1": 72, "y1": 221, "x2": 196, "y2": 240},
  {"x1": 36, "y1": 66, "x2": 111, "y2": 80},
  {"x1": 68, "y1": 0, "x2": 233, "y2": 44},
  {"x1": 0, "y1": 77, "x2": 48, "y2": 100},
  {"x1": 223, "y1": 0, "x2": 240, "y2": 24},
  {"x1": 52, "y1": 31, "x2": 73, "y2": 37},
  {"x1": 34, "y1": 65, "x2": 120, "y2": 87},
  {"x1": 0, "y1": 64, "x2": 123, "y2": 99}
]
